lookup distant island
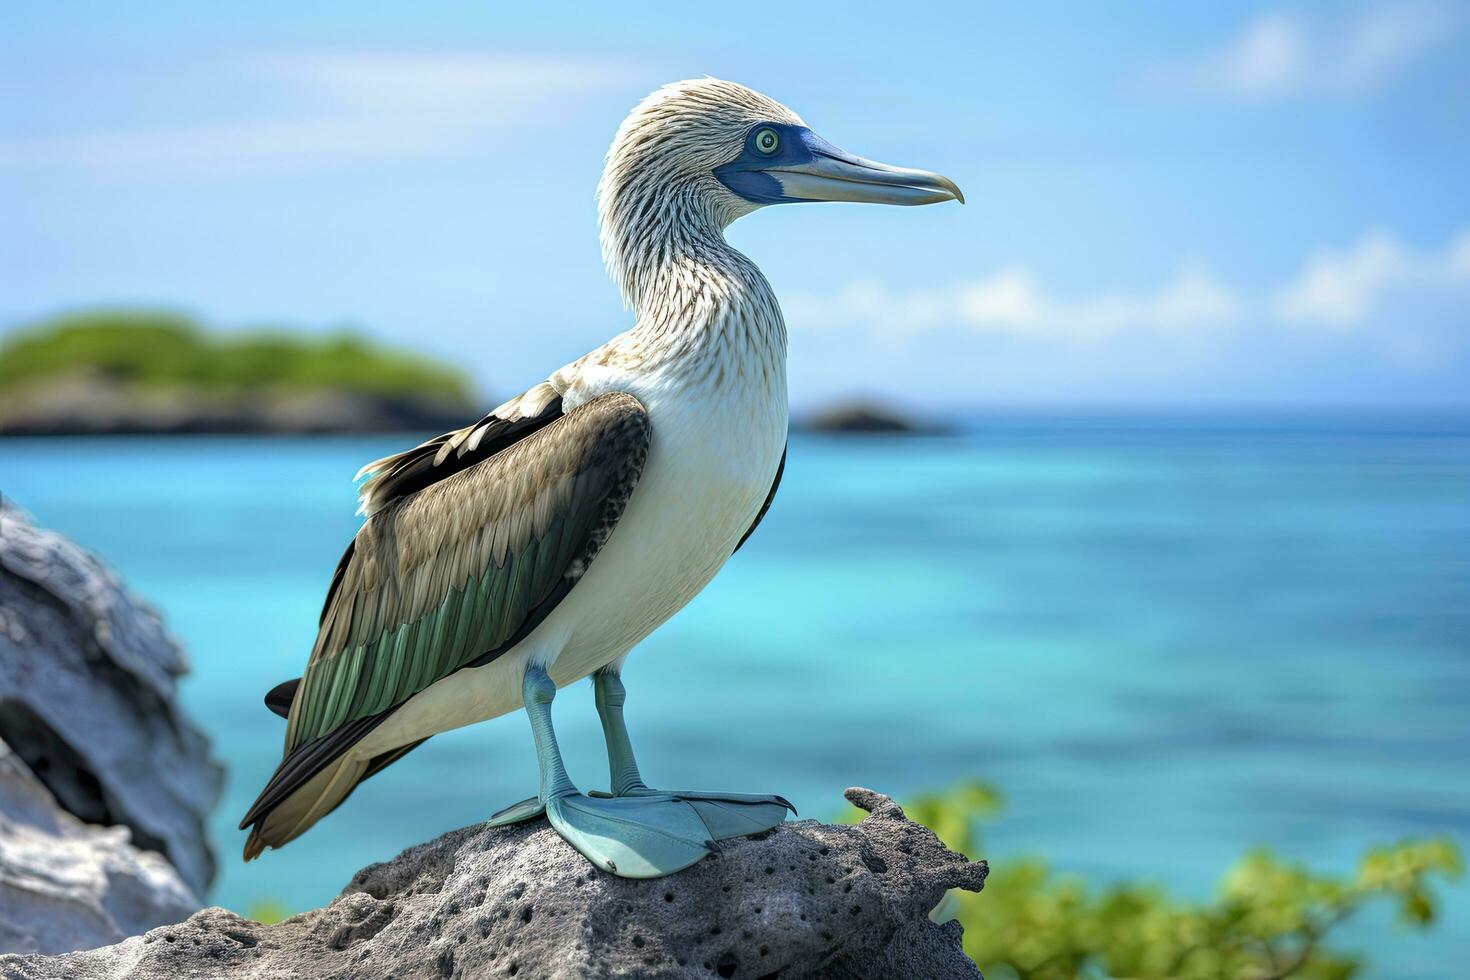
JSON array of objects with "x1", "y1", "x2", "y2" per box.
[
  {"x1": 0, "y1": 312, "x2": 954, "y2": 439},
  {"x1": 0, "y1": 311, "x2": 482, "y2": 435},
  {"x1": 796, "y1": 400, "x2": 952, "y2": 435}
]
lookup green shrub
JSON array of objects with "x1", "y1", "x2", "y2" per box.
[{"x1": 847, "y1": 781, "x2": 1462, "y2": 979}]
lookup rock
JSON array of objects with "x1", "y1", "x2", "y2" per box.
[
  {"x1": 4, "y1": 788, "x2": 988, "y2": 979},
  {"x1": 798, "y1": 400, "x2": 950, "y2": 435},
  {"x1": 0, "y1": 737, "x2": 200, "y2": 955},
  {"x1": 0, "y1": 498, "x2": 224, "y2": 900}
]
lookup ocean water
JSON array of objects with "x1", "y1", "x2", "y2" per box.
[{"x1": 3, "y1": 415, "x2": 1467, "y2": 977}]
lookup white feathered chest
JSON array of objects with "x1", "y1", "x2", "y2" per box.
[{"x1": 547, "y1": 258, "x2": 789, "y2": 673}]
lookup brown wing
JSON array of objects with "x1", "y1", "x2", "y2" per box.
[
  {"x1": 288, "y1": 390, "x2": 649, "y2": 751},
  {"x1": 241, "y1": 391, "x2": 649, "y2": 835}
]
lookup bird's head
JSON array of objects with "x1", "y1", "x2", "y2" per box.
[{"x1": 599, "y1": 78, "x2": 961, "y2": 302}]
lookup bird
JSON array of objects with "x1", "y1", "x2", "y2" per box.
[{"x1": 240, "y1": 77, "x2": 962, "y2": 878}]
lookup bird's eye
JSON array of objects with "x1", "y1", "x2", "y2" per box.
[{"x1": 753, "y1": 128, "x2": 780, "y2": 155}]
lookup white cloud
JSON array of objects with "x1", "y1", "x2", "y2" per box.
[
  {"x1": 1274, "y1": 229, "x2": 1470, "y2": 327},
  {"x1": 785, "y1": 266, "x2": 1240, "y2": 343},
  {"x1": 785, "y1": 231, "x2": 1470, "y2": 406},
  {"x1": 0, "y1": 53, "x2": 643, "y2": 178},
  {"x1": 787, "y1": 228, "x2": 1470, "y2": 364},
  {"x1": 1197, "y1": 13, "x2": 1307, "y2": 97},
  {"x1": 1146, "y1": 2, "x2": 1460, "y2": 99}
]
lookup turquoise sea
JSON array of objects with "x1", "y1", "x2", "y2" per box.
[{"x1": 3, "y1": 415, "x2": 1467, "y2": 977}]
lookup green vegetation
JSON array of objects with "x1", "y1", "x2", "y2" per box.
[
  {"x1": 245, "y1": 899, "x2": 289, "y2": 926},
  {"x1": 847, "y1": 781, "x2": 1463, "y2": 980},
  {"x1": 0, "y1": 309, "x2": 476, "y2": 402}
]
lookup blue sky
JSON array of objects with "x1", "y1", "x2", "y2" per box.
[{"x1": 3, "y1": 1, "x2": 1468, "y2": 410}]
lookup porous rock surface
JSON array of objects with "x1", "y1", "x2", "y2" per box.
[
  {"x1": 3, "y1": 788, "x2": 988, "y2": 979},
  {"x1": 0, "y1": 738, "x2": 199, "y2": 955},
  {"x1": 0, "y1": 498, "x2": 224, "y2": 898}
]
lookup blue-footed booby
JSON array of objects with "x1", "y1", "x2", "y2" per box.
[{"x1": 241, "y1": 78, "x2": 961, "y2": 878}]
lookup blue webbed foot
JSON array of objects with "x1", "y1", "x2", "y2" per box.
[
  {"x1": 487, "y1": 796, "x2": 545, "y2": 828},
  {"x1": 499, "y1": 668, "x2": 796, "y2": 877},
  {"x1": 592, "y1": 671, "x2": 793, "y2": 843},
  {"x1": 546, "y1": 792, "x2": 713, "y2": 878},
  {"x1": 488, "y1": 789, "x2": 789, "y2": 875},
  {"x1": 616, "y1": 788, "x2": 794, "y2": 841},
  {"x1": 508, "y1": 667, "x2": 722, "y2": 877}
]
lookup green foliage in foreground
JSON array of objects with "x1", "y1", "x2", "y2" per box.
[
  {"x1": 0, "y1": 310, "x2": 476, "y2": 402},
  {"x1": 848, "y1": 781, "x2": 1463, "y2": 980}
]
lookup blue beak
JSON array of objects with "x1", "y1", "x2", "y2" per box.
[
  {"x1": 767, "y1": 135, "x2": 964, "y2": 206},
  {"x1": 717, "y1": 126, "x2": 963, "y2": 207}
]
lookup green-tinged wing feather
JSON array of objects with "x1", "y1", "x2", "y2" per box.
[
  {"x1": 282, "y1": 392, "x2": 650, "y2": 753},
  {"x1": 420, "y1": 593, "x2": 458, "y2": 687}
]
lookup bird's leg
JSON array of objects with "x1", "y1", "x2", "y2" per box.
[
  {"x1": 523, "y1": 665, "x2": 578, "y2": 802},
  {"x1": 590, "y1": 668, "x2": 795, "y2": 840},
  {"x1": 486, "y1": 665, "x2": 575, "y2": 828},
  {"x1": 593, "y1": 669, "x2": 648, "y2": 796}
]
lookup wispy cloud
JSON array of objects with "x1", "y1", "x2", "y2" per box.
[
  {"x1": 0, "y1": 53, "x2": 644, "y2": 178},
  {"x1": 1274, "y1": 229, "x2": 1470, "y2": 327},
  {"x1": 786, "y1": 228, "x2": 1470, "y2": 360},
  {"x1": 1143, "y1": 2, "x2": 1461, "y2": 99},
  {"x1": 784, "y1": 266, "x2": 1241, "y2": 343}
]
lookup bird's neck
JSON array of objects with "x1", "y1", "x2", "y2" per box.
[{"x1": 605, "y1": 191, "x2": 786, "y2": 370}]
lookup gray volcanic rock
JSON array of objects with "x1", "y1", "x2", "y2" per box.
[
  {"x1": 0, "y1": 738, "x2": 199, "y2": 955},
  {"x1": 0, "y1": 498, "x2": 224, "y2": 898},
  {"x1": 4, "y1": 788, "x2": 988, "y2": 980}
]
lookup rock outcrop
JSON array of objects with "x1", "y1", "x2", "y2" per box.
[
  {"x1": 5, "y1": 788, "x2": 988, "y2": 979},
  {"x1": 0, "y1": 738, "x2": 200, "y2": 955},
  {"x1": 0, "y1": 376, "x2": 475, "y2": 435},
  {"x1": 0, "y1": 498, "x2": 224, "y2": 949},
  {"x1": 798, "y1": 400, "x2": 950, "y2": 436}
]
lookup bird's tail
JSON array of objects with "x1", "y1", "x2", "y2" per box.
[
  {"x1": 240, "y1": 712, "x2": 427, "y2": 861},
  {"x1": 243, "y1": 753, "x2": 369, "y2": 860}
]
